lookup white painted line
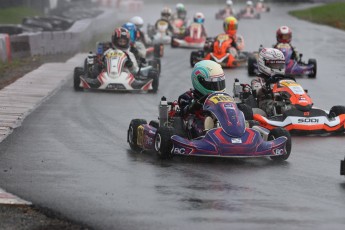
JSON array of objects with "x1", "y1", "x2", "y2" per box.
[{"x1": 0, "y1": 188, "x2": 31, "y2": 205}]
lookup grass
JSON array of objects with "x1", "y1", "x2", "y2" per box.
[
  {"x1": 0, "y1": 6, "x2": 41, "y2": 24},
  {"x1": 289, "y1": 2, "x2": 345, "y2": 31}
]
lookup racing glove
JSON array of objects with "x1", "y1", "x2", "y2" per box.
[
  {"x1": 125, "y1": 59, "x2": 134, "y2": 68},
  {"x1": 187, "y1": 99, "x2": 202, "y2": 113}
]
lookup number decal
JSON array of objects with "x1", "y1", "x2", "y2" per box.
[{"x1": 209, "y1": 95, "x2": 234, "y2": 104}]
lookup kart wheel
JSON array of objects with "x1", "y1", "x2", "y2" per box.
[
  {"x1": 247, "y1": 55, "x2": 257, "y2": 76},
  {"x1": 153, "y1": 44, "x2": 162, "y2": 58},
  {"x1": 307, "y1": 59, "x2": 317, "y2": 78},
  {"x1": 149, "y1": 120, "x2": 159, "y2": 129},
  {"x1": 237, "y1": 103, "x2": 253, "y2": 120},
  {"x1": 149, "y1": 69, "x2": 159, "y2": 93},
  {"x1": 268, "y1": 127, "x2": 291, "y2": 161},
  {"x1": 73, "y1": 67, "x2": 84, "y2": 91},
  {"x1": 128, "y1": 119, "x2": 147, "y2": 152},
  {"x1": 329, "y1": 106, "x2": 345, "y2": 118},
  {"x1": 154, "y1": 126, "x2": 175, "y2": 159},
  {"x1": 190, "y1": 51, "x2": 199, "y2": 67},
  {"x1": 148, "y1": 58, "x2": 161, "y2": 75},
  {"x1": 171, "y1": 36, "x2": 178, "y2": 48}
]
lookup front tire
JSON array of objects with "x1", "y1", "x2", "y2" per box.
[
  {"x1": 329, "y1": 106, "x2": 345, "y2": 118},
  {"x1": 237, "y1": 103, "x2": 253, "y2": 120},
  {"x1": 149, "y1": 69, "x2": 159, "y2": 93},
  {"x1": 73, "y1": 67, "x2": 84, "y2": 91},
  {"x1": 154, "y1": 126, "x2": 175, "y2": 159},
  {"x1": 268, "y1": 127, "x2": 291, "y2": 161},
  {"x1": 307, "y1": 59, "x2": 317, "y2": 78},
  {"x1": 128, "y1": 119, "x2": 147, "y2": 151},
  {"x1": 247, "y1": 55, "x2": 257, "y2": 76}
]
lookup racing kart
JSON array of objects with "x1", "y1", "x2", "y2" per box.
[
  {"x1": 215, "y1": 8, "x2": 236, "y2": 20},
  {"x1": 255, "y1": 2, "x2": 270, "y2": 13},
  {"x1": 190, "y1": 34, "x2": 248, "y2": 68},
  {"x1": 247, "y1": 44, "x2": 317, "y2": 78},
  {"x1": 147, "y1": 19, "x2": 172, "y2": 45},
  {"x1": 127, "y1": 92, "x2": 291, "y2": 161},
  {"x1": 236, "y1": 8, "x2": 260, "y2": 20},
  {"x1": 233, "y1": 76, "x2": 345, "y2": 135},
  {"x1": 171, "y1": 22, "x2": 206, "y2": 49},
  {"x1": 73, "y1": 47, "x2": 159, "y2": 93}
]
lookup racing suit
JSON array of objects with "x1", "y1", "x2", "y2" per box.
[{"x1": 178, "y1": 89, "x2": 207, "y2": 138}]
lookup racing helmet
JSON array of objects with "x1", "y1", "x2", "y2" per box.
[
  {"x1": 191, "y1": 60, "x2": 226, "y2": 96},
  {"x1": 194, "y1": 12, "x2": 205, "y2": 24},
  {"x1": 130, "y1": 16, "x2": 144, "y2": 30},
  {"x1": 223, "y1": 16, "x2": 238, "y2": 37},
  {"x1": 246, "y1": 1, "x2": 253, "y2": 6},
  {"x1": 122, "y1": 22, "x2": 137, "y2": 43},
  {"x1": 226, "y1": 0, "x2": 233, "y2": 6},
  {"x1": 276, "y1": 26, "x2": 292, "y2": 43},
  {"x1": 161, "y1": 7, "x2": 172, "y2": 19},
  {"x1": 112, "y1": 27, "x2": 130, "y2": 50},
  {"x1": 176, "y1": 3, "x2": 187, "y2": 20},
  {"x1": 258, "y1": 48, "x2": 286, "y2": 77}
]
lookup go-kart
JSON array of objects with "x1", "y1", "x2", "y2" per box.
[
  {"x1": 236, "y1": 8, "x2": 260, "y2": 20},
  {"x1": 127, "y1": 92, "x2": 291, "y2": 161},
  {"x1": 247, "y1": 44, "x2": 317, "y2": 78},
  {"x1": 190, "y1": 34, "x2": 248, "y2": 68},
  {"x1": 147, "y1": 19, "x2": 172, "y2": 45},
  {"x1": 73, "y1": 47, "x2": 159, "y2": 93},
  {"x1": 233, "y1": 76, "x2": 345, "y2": 135},
  {"x1": 171, "y1": 22, "x2": 206, "y2": 49},
  {"x1": 255, "y1": 2, "x2": 270, "y2": 13},
  {"x1": 215, "y1": 8, "x2": 236, "y2": 20}
]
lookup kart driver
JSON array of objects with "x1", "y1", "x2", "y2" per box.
[
  {"x1": 130, "y1": 16, "x2": 152, "y2": 47},
  {"x1": 122, "y1": 22, "x2": 147, "y2": 64},
  {"x1": 222, "y1": 16, "x2": 244, "y2": 51},
  {"x1": 172, "y1": 3, "x2": 189, "y2": 26},
  {"x1": 85, "y1": 27, "x2": 139, "y2": 84},
  {"x1": 219, "y1": 0, "x2": 235, "y2": 17},
  {"x1": 178, "y1": 60, "x2": 226, "y2": 138},
  {"x1": 252, "y1": 47, "x2": 286, "y2": 117},
  {"x1": 273, "y1": 26, "x2": 300, "y2": 62},
  {"x1": 245, "y1": 1, "x2": 255, "y2": 14},
  {"x1": 184, "y1": 12, "x2": 207, "y2": 39},
  {"x1": 155, "y1": 7, "x2": 174, "y2": 35}
]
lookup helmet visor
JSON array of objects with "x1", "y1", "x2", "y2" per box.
[
  {"x1": 162, "y1": 12, "x2": 170, "y2": 17},
  {"x1": 117, "y1": 38, "x2": 128, "y2": 46},
  {"x1": 280, "y1": 34, "x2": 290, "y2": 40},
  {"x1": 265, "y1": 59, "x2": 285, "y2": 70},
  {"x1": 195, "y1": 18, "x2": 204, "y2": 23},
  {"x1": 198, "y1": 75, "x2": 226, "y2": 91}
]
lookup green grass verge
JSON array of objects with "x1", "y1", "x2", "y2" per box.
[
  {"x1": 0, "y1": 7, "x2": 41, "y2": 24},
  {"x1": 289, "y1": 2, "x2": 345, "y2": 31}
]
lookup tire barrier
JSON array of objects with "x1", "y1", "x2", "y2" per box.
[
  {"x1": 9, "y1": 35, "x2": 30, "y2": 59},
  {"x1": 0, "y1": 34, "x2": 11, "y2": 62}
]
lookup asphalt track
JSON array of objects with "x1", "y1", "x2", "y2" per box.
[{"x1": 0, "y1": 2, "x2": 345, "y2": 230}]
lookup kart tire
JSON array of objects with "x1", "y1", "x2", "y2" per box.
[
  {"x1": 154, "y1": 43, "x2": 163, "y2": 58},
  {"x1": 307, "y1": 59, "x2": 317, "y2": 78},
  {"x1": 154, "y1": 126, "x2": 175, "y2": 159},
  {"x1": 237, "y1": 103, "x2": 253, "y2": 120},
  {"x1": 148, "y1": 58, "x2": 161, "y2": 75},
  {"x1": 128, "y1": 119, "x2": 147, "y2": 152},
  {"x1": 247, "y1": 55, "x2": 257, "y2": 76},
  {"x1": 149, "y1": 120, "x2": 159, "y2": 129},
  {"x1": 268, "y1": 127, "x2": 291, "y2": 161},
  {"x1": 190, "y1": 51, "x2": 199, "y2": 67},
  {"x1": 73, "y1": 67, "x2": 84, "y2": 91},
  {"x1": 149, "y1": 69, "x2": 159, "y2": 93},
  {"x1": 329, "y1": 106, "x2": 345, "y2": 118},
  {"x1": 171, "y1": 36, "x2": 178, "y2": 48}
]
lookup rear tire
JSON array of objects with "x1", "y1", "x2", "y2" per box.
[
  {"x1": 329, "y1": 106, "x2": 345, "y2": 118},
  {"x1": 73, "y1": 67, "x2": 84, "y2": 91},
  {"x1": 307, "y1": 59, "x2": 317, "y2": 78},
  {"x1": 148, "y1": 58, "x2": 161, "y2": 75},
  {"x1": 153, "y1": 43, "x2": 163, "y2": 58},
  {"x1": 128, "y1": 119, "x2": 147, "y2": 151},
  {"x1": 149, "y1": 69, "x2": 159, "y2": 93},
  {"x1": 154, "y1": 126, "x2": 175, "y2": 159},
  {"x1": 237, "y1": 103, "x2": 253, "y2": 120},
  {"x1": 190, "y1": 51, "x2": 200, "y2": 67},
  {"x1": 268, "y1": 128, "x2": 291, "y2": 161},
  {"x1": 171, "y1": 36, "x2": 178, "y2": 48},
  {"x1": 247, "y1": 55, "x2": 257, "y2": 76}
]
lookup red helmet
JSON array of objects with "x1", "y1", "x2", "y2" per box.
[
  {"x1": 276, "y1": 26, "x2": 292, "y2": 43},
  {"x1": 112, "y1": 27, "x2": 130, "y2": 50}
]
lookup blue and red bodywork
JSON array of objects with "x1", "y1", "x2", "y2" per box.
[{"x1": 139, "y1": 93, "x2": 288, "y2": 158}]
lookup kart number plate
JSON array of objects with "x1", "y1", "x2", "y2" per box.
[
  {"x1": 209, "y1": 95, "x2": 234, "y2": 104},
  {"x1": 217, "y1": 34, "x2": 229, "y2": 41}
]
